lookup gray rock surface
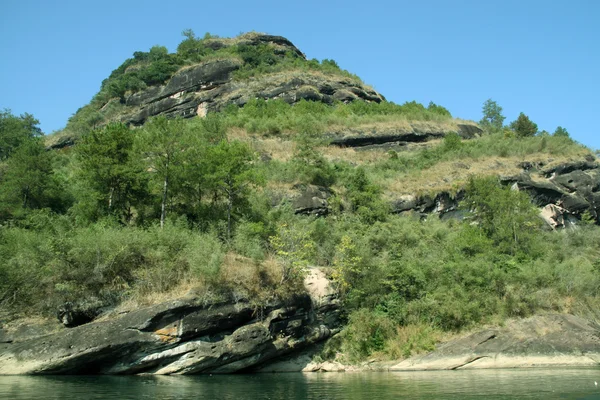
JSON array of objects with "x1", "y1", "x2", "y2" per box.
[
  {"x1": 293, "y1": 185, "x2": 331, "y2": 216},
  {"x1": 328, "y1": 123, "x2": 482, "y2": 148},
  {"x1": 391, "y1": 160, "x2": 600, "y2": 226},
  {"x1": 0, "y1": 270, "x2": 340, "y2": 375},
  {"x1": 120, "y1": 40, "x2": 385, "y2": 126},
  {"x1": 392, "y1": 314, "x2": 600, "y2": 370}
]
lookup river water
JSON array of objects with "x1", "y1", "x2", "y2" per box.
[{"x1": 1, "y1": 369, "x2": 599, "y2": 399}]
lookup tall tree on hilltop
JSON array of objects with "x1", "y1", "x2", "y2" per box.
[
  {"x1": 480, "y1": 99, "x2": 505, "y2": 131},
  {"x1": 553, "y1": 126, "x2": 570, "y2": 138},
  {"x1": 510, "y1": 112, "x2": 538, "y2": 137}
]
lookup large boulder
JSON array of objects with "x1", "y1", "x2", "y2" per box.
[{"x1": 293, "y1": 185, "x2": 331, "y2": 216}]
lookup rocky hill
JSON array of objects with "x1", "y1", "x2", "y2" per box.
[
  {"x1": 2, "y1": 31, "x2": 600, "y2": 375},
  {"x1": 48, "y1": 32, "x2": 385, "y2": 149}
]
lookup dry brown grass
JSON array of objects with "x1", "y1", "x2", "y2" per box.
[
  {"x1": 217, "y1": 252, "x2": 303, "y2": 302},
  {"x1": 106, "y1": 252, "x2": 298, "y2": 318},
  {"x1": 226, "y1": 117, "x2": 472, "y2": 163},
  {"x1": 380, "y1": 153, "x2": 589, "y2": 198},
  {"x1": 227, "y1": 127, "x2": 296, "y2": 162},
  {"x1": 105, "y1": 278, "x2": 207, "y2": 318}
]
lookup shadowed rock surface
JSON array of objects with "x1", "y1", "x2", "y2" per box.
[
  {"x1": 124, "y1": 68, "x2": 385, "y2": 127},
  {"x1": 293, "y1": 185, "x2": 331, "y2": 216},
  {"x1": 329, "y1": 123, "x2": 483, "y2": 148},
  {"x1": 392, "y1": 314, "x2": 600, "y2": 370},
  {"x1": 117, "y1": 33, "x2": 385, "y2": 127},
  {"x1": 0, "y1": 269, "x2": 340, "y2": 375},
  {"x1": 390, "y1": 160, "x2": 600, "y2": 226}
]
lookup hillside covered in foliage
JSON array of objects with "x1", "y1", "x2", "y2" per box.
[{"x1": 1, "y1": 31, "x2": 599, "y2": 364}]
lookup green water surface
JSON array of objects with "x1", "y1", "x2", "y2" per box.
[{"x1": 1, "y1": 369, "x2": 599, "y2": 399}]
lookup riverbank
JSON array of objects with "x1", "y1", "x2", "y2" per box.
[
  {"x1": 4, "y1": 304, "x2": 599, "y2": 375},
  {"x1": 1, "y1": 266, "x2": 600, "y2": 375},
  {"x1": 257, "y1": 313, "x2": 600, "y2": 373}
]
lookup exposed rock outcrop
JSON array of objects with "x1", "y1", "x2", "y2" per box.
[
  {"x1": 391, "y1": 191, "x2": 465, "y2": 219},
  {"x1": 0, "y1": 269, "x2": 340, "y2": 375},
  {"x1": 390, "y1": 160, "x2": 600, "y2": 226},
  {"x1": 56, "y1": 300, "x2": 106, "y2": 328},
  {"x1": 391, "y1": 314, "x2": 600, "y2": 370},
  {"x1": 124, "y1": 68, "x2": 385, "y2": 126},
  {"x1": 117, "y1": 33, "x2": 385, "y2": 127},
  {"x1": 328, "y1": 122, "x2": 482, "y2": 149},
  {"x1": 504, "y1": 160, "x2": 600, "y2": 224},
  {"x1": 293, "y1": 185, "x2": 331, "y2": 216}
]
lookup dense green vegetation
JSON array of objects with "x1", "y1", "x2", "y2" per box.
[
  {"x1": 219, "y1": 97, "x2": 452, "y2": 136},
  {"x1": 0, "y1": 77, "x2": 595, "y2": 370}
]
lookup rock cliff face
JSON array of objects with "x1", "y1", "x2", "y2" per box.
[
  {"x1": 392, "y1": 314, "x2": 600, "y2": 370},
  {"x1": 390, "y1": 160, "x2": 600, "y2": 227},
  {"x1": 124, "y1": 66, "x2": 384, "y2": 126},
  {"x1": 117, "y1": 33, "x2": 384, "y2": 127},
  {"x1": 328, "y1": 122, "x2": 483, "y2": 148},
  {"x1": 0, "y1": 269, "x2": 340, "y2": 375}
]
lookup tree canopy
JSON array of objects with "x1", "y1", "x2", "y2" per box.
[
  {"x1": 480, "y1": 99, "x2": 505, "y2": 131},
  {"x1": 510, "y1": 112, "x2": 538, "y2": 137}
]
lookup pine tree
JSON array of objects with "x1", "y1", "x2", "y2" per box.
[{"x1": 509, "y1": 112, "x2": 538, "y2": 137}]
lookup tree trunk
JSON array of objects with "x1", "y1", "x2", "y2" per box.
[
  {"x1": 227, "y1": 181, "x2": 233, "y2": 241},
  {"x1": 108, "y1": 186, "x2": 115, "y2": 210},
  {"x1": 22, "y1": 186, "x2": 30, "y2": 209},
  {"x1": 161, "y1": 157, "x2": 170, "y2": 229}
]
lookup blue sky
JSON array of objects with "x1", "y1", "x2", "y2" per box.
[{"x1": 1, "y1": 0, "x2": 598, "y2": 148}]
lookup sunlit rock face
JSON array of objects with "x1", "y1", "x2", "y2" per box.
[{"x1": 0, "y1": 269, "x2": 341, "y2": 375}]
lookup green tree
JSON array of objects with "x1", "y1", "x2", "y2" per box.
[
  {"x1": 480, "y1": 99, "x2": 505, "y2": 131},
  {"x1": 345, "y1": 167, "x2": 389, "y2": 223},
  {"x1": 204, "y1": 140, "x2": 263, "y2": 239},
  {"x1": 136, "y1": 117, "x2": 191, "y2": 228},
  {"x1": 0, "y1": 109, "x2": 42, "y2": 161},
  {"x1": 75, "y1": 123, "x2": 146, "y2": 221},
  {"x1": 269, "y1": 221, "x2": 314, "y2": 284},
  {"x1": 463, "y1": 177, "x2": 541, "y2": 256},
  {"x1": 177, "y1": 29, "x2": 209, "y2": 59},
  {"x1": 0, "y1": 138, "x2": 55, "y2": 218},
  {"x1": 553, "y1": 126, "x2": 570, "y2": 137},
  {"x1": 427, "y1": 101, "x2": 452, "y2": 117},
  {"x1": 292, "y1": 134, "x2": 335, "y2": 187},
  {"x1": 510, "y1": 112, "x2": 538, "y2": 137}
]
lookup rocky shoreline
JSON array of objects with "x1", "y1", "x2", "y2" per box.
[
  {"x1": 391, "y1": 314, "x2": 600, "y2": 371},
  {"x1": 1, "y1": 266, "x2": 599, "y2": 375},
  {"x1": 0, "y1": 269, "x2": 341, "y2": 375}
]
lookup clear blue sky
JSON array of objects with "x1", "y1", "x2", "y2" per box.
[{"x1": 1, "y1": 0, "x2": 599, "y2": 148}]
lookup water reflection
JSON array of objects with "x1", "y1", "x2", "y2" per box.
[{"x1": 1, "y1": 369, "x2": 600, "y2": 399}]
